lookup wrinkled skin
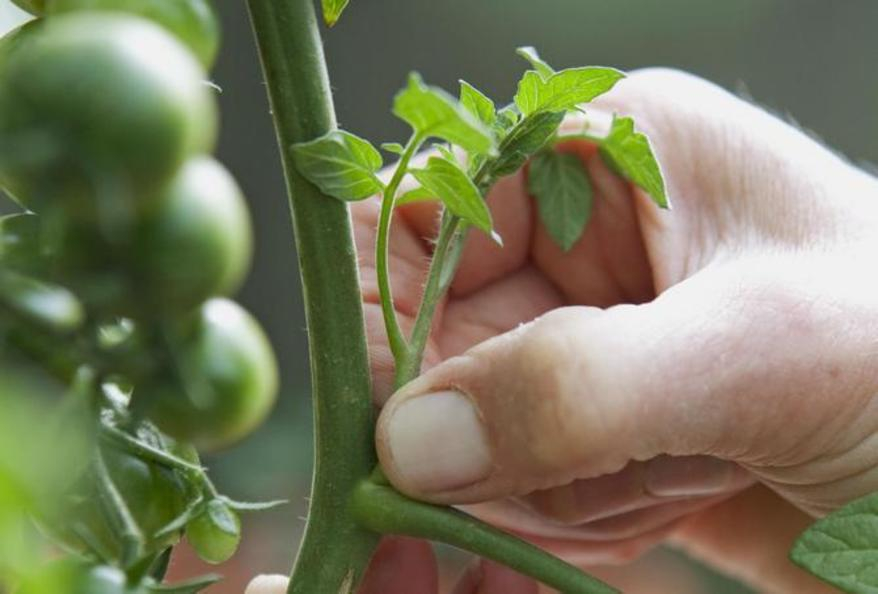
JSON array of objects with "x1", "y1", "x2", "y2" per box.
[{"x1": 250, "y1": 69, "x2": 878, "y2": 593}]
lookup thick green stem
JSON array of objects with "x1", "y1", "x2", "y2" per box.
[
  {"x1": 351, "y1": 478, "x2": 619, "y2": 594},
  {"x1": 246, "y1": 1, "x2": 379, "y2": 592},
  {"x1": 377, "y1": 133, "x2": 425, "y2": 364}
]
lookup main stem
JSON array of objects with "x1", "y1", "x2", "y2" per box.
[{"x1": 246, "y1": 1, "x2": 379, "y2": 592}]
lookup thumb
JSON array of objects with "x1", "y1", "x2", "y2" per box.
[{"x1": 375, "y1": 263, "x2": 854, "y2": 504}]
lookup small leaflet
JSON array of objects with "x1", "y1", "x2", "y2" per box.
[
  {"x1": 528, "y1": 150, "x2": 593, "y2": 251},
  {"x1": 291, "y1": 129, "x2": 384, "y2": 202}
]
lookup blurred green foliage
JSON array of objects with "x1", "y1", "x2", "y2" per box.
[{"x1": 0, "y1": 364, "x2": 91, "y2": 592}]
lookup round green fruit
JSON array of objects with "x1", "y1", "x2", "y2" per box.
[
  {"x1": 145, "y1": 298, "x2": 278, "y2": 451},
  {"x1": 0, "y1": 13, "x2": 216, "y2": 212},
  {"x1": 16, "y1": 158, "x2": 252, "y2": 316},
  {"x1": 132, "y1": 157, "x2": 253, "y2": 312},
  {"x1": 185, "y1": 499, "x2": 241, "y2": 564},
  {"x1": 47, "y1": 0, "x2": 221, "y2": 69},
  {"x1": 46, "y1": 436, "x2": 190, "y2": 566}
]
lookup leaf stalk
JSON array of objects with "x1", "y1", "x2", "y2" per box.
[{"x1": 376, "y1": 132, "x2": 425, "y2": 364}]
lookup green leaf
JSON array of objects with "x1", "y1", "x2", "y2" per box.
[
  {"x1": 412, "y1": 156, "x2": 492, "y2": 232},
  {"x1": 493, "y1": 104, "x2": 520, "y2": 137},
  {"x1": 459, "y1": 80, "x2": 495, "y2": 126},
  {"x1": 492, "y1": 110, "x2": 565, "y2": 177},
  {"x1": 393, "y1": 73, "x2": 496, "y2": 156},
  {"x1": 291, "y1": 130, "x2": 384, "y2": 201},
  {"x1": 321, "y1": 0, "x2": 350, "y2": 27},
  {"x1": 514, "y1": 67, "x2": 625, "y2": 117},
  {"x1": 396, "y1": 186, "x2": 435, "y2": 206},
  {"x1": 380, "y1": 142, "x2": 405, "y2": 155},
  {"x1": 791, "y1": 492, "x2": 878, "y2": 593},
  {"x1": 516, "y1": 46, "x2": 554, "y2": 80},
  {"x1": 435, "y1": 144, "x2": 458, "y2": 164},
  {"x1": 528, "y1": 151, "x2": 593, "y2": 251},
  {"x1": 599, "y1": 116, "x2": 668, "y2": 208}
]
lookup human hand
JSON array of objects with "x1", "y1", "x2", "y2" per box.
[{"x1": 249, "y1": 68, "x2": 878, "y2": 593}]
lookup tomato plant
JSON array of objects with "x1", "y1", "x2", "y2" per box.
[{"x1": 0, "y1": 2, "x2": 278, "y2": 592}]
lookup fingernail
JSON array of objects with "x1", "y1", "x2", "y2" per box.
[
  {"x1": 384, "y1": 390, "x2": 492, "y2": 493},
  {"x1": 645, "y1": 455, "x2": 742, "y2": 497},
  {"x1": 244, "y1": 575, "x2": 290, "y2": 594}
]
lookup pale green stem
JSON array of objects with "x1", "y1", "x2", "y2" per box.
[
  {"x1": 351, "y1": 477, "x2": 619, "y2": 594},
  {"x1": 395, "y1": 210, "x2": 460, "y2": 387},
  {"x1": 377, "y1": 132, "x2": 426, "y2": 363}
]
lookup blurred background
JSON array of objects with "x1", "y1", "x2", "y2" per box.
[{"x1": 3, "y1": 0, "x2": 878, "y2": 592}]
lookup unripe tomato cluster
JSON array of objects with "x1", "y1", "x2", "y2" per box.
[{"x1": 0, "y1": 2, "x2": 280, "y2": 592}]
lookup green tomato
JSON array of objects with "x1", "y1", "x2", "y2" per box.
[
  {"x1": 145, "y1": 298, "x2": 279, "y2": 451},
  {"x1": 0, "y1": 22, "x2": 42, "y2": 205},
  {"x1": 185, "y1": 499, "x2": 241, "y2": 564},
  {"x1": 132, "y1": 157, "x2": 252, "y2": 312},
  {"x1": 44, "y1": 157, "x2": 251, "y2": 315},
  {"x1": 16, "y1": 560, "x2": 148, "y2": 594},
  {"x1": 9, "y1": 0, "x2": 45, "y2": 15},
  {"x1": 46, "y1": 434, "x2": 190, "y2": 566},
  {"x1": 0, "y1": 211, "x2": 130, "y2": 315},
  {"x1": 0, "y1": 13, "x2": 216, "y2": 213},
  {"x1": 0, "y1": 19, "x2": 40, "y2": 67},
  {"x1": 46, "y1": 0, "x2": 221, "y2": 69},
  {"x1": 102, "y1": 441, "x2": 189, "y2": 552}
]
